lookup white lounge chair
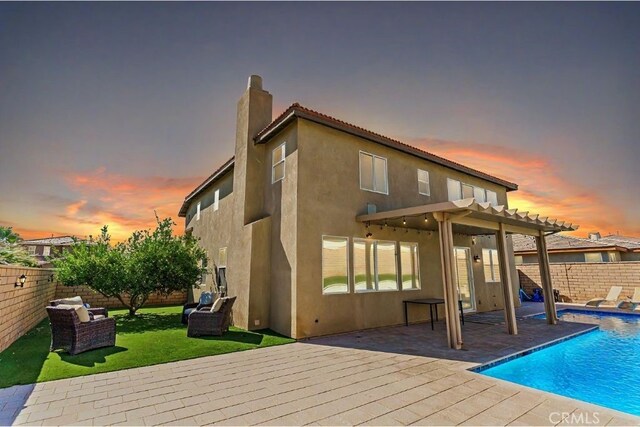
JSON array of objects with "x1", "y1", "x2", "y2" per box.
[
  {"x1": 618, "y1": 287, "x2": 640, "y2": 311},
  {"x1": 585, "y1": 286, "x2": 622, "y2": 307}
]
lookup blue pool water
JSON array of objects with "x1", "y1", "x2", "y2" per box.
[{"x1": 477, "y1": 309, "x2": 640, "y2": 416}]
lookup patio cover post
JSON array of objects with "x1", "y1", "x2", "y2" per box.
[
  {"x1": 496, "y1": 223, "x2": 518, "y2": 335},
  {"x1": 536, "y1": 230, "x2": 558, "y2": 325},
  {"x1": 435, "y1": 212, "x2": 463, "y2": 350}
]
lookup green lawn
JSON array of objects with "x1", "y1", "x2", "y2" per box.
[{"x1": 0, "y1": 305, "x2": 294, "y2": 388}]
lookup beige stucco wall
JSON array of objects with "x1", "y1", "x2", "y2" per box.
[{"x1": 292, "y1": 119, "x2": 520, "y2": 339}]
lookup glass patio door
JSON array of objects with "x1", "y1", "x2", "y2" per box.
[{"x1": 454, "y1": 247, "x2": 476, "y2": 312}]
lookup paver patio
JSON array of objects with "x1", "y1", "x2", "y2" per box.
[{"x1": 2, "y1": 309, "x2": 638, "y2": 426}]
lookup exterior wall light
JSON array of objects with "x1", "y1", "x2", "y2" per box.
[
  {"x1": 15, "y1": 274, "x2": 27, "y2": 288},
  {"x1": 473, "y1": 255, "x2": 481, "y2": 263},
  {"x1": 402, "y1": 217, "x2": 407, "y2": 225}
]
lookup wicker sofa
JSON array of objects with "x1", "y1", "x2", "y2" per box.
[
  {"x1": 187, "y1": 296, "x2": 236, "y2": 337},
  {"x1": 46, "y1": 305, "x2": 116, "y2": 355}
]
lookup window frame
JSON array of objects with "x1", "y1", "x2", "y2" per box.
[
  {"x1": 417, "y1": 169, "x2": 430, "y2": 196},
  {"x1": 585, "y1": 252, "x2": 603, "y2": 263},
  {"x1": 272, "y1": 142, "x2": 286, "y2": 183},
  {"x1": 486, "y1": 190, "x2": 498, "y2": 206},
  {"x1": 399, "y1": 242, "x2": 421, "y2": 291},
  {"x1": 27, "y1": 246, "x2": 36, "y2": 255},
  {"x1": 42, "y1": 246, "x2": 51, "y2": 257},
  {"x1": 447, "y1": 178, "x2": 462, "y2": 201},
  {"x1": 213, "y1": 189, "x2": 220, "y2": 211},
  {"x1": 359, "y1": 151, "x2": 389, "y2": 195},
  {"x1": 196, "y1": 202, "x2": 201, "y2": 221},
  {"x1": 482, "y1": 248, "x2": 501, "y2": 283},
  {"x1": 321, "y1": 235, "x2": 350, "y2": 295},
  {"x1": 218, "y1": 247, "x2": 227, "y2": 267}
]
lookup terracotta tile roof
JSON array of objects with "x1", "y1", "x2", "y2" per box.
[
  {"x1": 178, "y1": 157, "x2": 235, "y2": 217},
  {"x1": 255, "y1": 103, "x2": 518, "y2": 191},
  {"x1": 512, "y1": 233, "x2": 627, "y2": 254}
]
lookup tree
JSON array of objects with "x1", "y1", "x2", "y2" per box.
[
  {"x1": 0, "y1": 226, "x2": 37, "y2": 267},
  {"x1": 54, "y1": 218, "x2": 207, "y2": 315}
]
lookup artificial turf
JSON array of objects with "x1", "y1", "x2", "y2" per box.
[{"x1": 0, "y1": 305, "x2": 294, "y2": 388}]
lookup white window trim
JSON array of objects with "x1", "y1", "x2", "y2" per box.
[
  {"x1": 399, "y1": 242, "x2": 421, "y2": 291},
  {"x1": 353, "y1": 240, "x2": 399, "y2": 292},
  {"x1": 196, "y1": 202, "x2": 201, "y2": 221},
  {"x1": 213, "y1": 189, "x2": 220, "y2": 211},
  {"x1": 272, "y1": 142, "x2": 286, "y2": 183},
  {"x1": 359, "y1": 151, "x2": 389, "y2": 195},
  {"x1": 322, "y1": 235, "x2": 350, "y2": 295},
  {"x1": 417, "y1": 169, "x2": 430, "y2": 196},
  {"x1": 42, "y1": 246, "x2": 51, "y2": 257},
  {"x1": 483, "y1": 248, "x2": 500, "y2": 282}
]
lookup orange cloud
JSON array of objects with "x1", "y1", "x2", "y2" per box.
[{"x1": 408, "y1": 137, "x2": 640, "y2": 237}]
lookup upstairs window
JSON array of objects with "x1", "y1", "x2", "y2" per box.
[
  {"x1": 447, "y1": 178, "x2": 462, "y2": 201},
  {"x1": 196, "y1": 202, "x2": 201, "y2": 221},
  {"x1": 483, "y1": 248, "x2": 500, "y2": 282},
  {"x1": 213, "y1": 189, "x2": 220, "y2": 211},
  {"x1": 218, "y1": 247, "x2": 227, "y2": 267},
  {"x1": 43, "y1": 246, "x2": 51, "y2": 257},
  {"x1": 272, "y1": 143, "x2": 286, "y2": 183},
  {"x1": 360, "y1": 152, "x2": 388, "y2": 194},
  {"x1": 27, "y1": 246, "x2": 36, "y2": 255},
  {"x1": 473, "y1": 186, "x2": 486, "y2": 203},
  {"x1": 417, "y1": 169, "x2": 430, "y2": 196},
  {"x1": 486, "y1": 190, "x2": 498, "y2": 206}
]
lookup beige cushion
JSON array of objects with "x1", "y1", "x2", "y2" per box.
[
  {"x1": 92, "y1": 314, "x2": 105, "y2": 321},
  {"x1": 74, "y1": 305, "x2": 91, "y2": 322},
  {"x1": 210, "y1": 298, "x2": 224, "y2": 313},
  {"x1": 55, "y1": 304, "x2": 91, "y2": 322},
  {"x1": 57, "y1": 296, "x2": 84, "y2": 306}
]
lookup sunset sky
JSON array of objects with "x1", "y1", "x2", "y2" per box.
[{"x1": 1, "y1": 2, "x2": 639, "y2": 242}]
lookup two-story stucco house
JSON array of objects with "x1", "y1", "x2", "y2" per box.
[{"x1": 179, "y1": 76, "x2": 576, "y2": 349}]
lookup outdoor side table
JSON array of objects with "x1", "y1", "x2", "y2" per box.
[{"x1": 403, "y1": 298, "x2": 465, "y2": 330}]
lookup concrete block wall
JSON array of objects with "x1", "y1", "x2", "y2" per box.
[
  {"x1": 518, "y1": 262, "x2": 640, "y2": 303},
  {"x1": 54, "y1": 285, "x2": 187, "y2": 308},
  {"x1": 0, "y1": 266, "x2": 58, "y2": 353}
]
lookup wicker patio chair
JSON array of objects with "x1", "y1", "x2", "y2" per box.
[
  {"x1": 49, "y1": 298, "x2": 109, "y2": 319},
  {"x1": 187, "y1": 296, "x2": 236, "y2": 337},
  {"x1": 46, "y1": 306, "x2": 116, "y2": 355},
  {"x1": 181, "y1": 291, "x2": 214, "y2": 324}
]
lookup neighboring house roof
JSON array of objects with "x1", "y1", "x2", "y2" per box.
[
  {"x1": 255, "y1": 103, "x2": 519, "y2": 191},
  {"x1": 599, "y1": 234, "x2": 640, "y2": 251},
  {"x1": 179, "y1": 103, "x2": 519, "y2": 217},
  {"x1": 512, "y1": 233, "x2": 630, "y2": 254},
  {"x1": 178, "y1": 157, "x2": 235, "y2": 217},
  {"x1": 20, "y1": 236, "x2": 85, "y2": 246}
]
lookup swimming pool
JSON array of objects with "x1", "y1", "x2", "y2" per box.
[{"x1": 476, "y1": 309, "x2": 640, "y2": 416}]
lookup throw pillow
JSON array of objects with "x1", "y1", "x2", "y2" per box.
[
  {"x1": 74, "y1": 305, "x2": 91, "y2": 322},
  {"x1": 58, "y1": 296, "x2": 84, "y2": 306},
  {"x1": 210, "y1": 297, "x2": 224, "y2": 312}
]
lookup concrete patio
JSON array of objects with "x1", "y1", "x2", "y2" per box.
[{"x1": 2, "y1": 308, "x2": 639, "y2": 426}]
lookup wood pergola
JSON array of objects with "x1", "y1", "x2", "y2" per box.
[{"x1": 356, "y1": 198, "x2": 579, "y2": 350}]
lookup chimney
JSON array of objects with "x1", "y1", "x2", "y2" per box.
[
  {"x1": 588, "y1": 232, "x2": 601, "y2": 241},
  {"x1": 233, "y1": 75, "x2": 273, "y2": 225}
]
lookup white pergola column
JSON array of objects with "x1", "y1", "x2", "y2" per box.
[
  {"x1": 435, "y1": 212, "x2": 463, "y2": 349},
  {"x1": 496, "y1": 223, "x2": 518, "y2": 335},
  {"x1": 536, "y1": 230, "x2": 558, "y2": 325}
]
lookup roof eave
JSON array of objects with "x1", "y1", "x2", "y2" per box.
[
  {"x1": 178, "y1": 158, "x2": 235, "y2": 218},
  {"x1": 255, "y1": 106, "x2": 518, "y2": 191}
]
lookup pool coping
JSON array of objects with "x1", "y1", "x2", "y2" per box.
[{"x1": 469, "y1": 323, "x2": 599, "y2": 373}]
